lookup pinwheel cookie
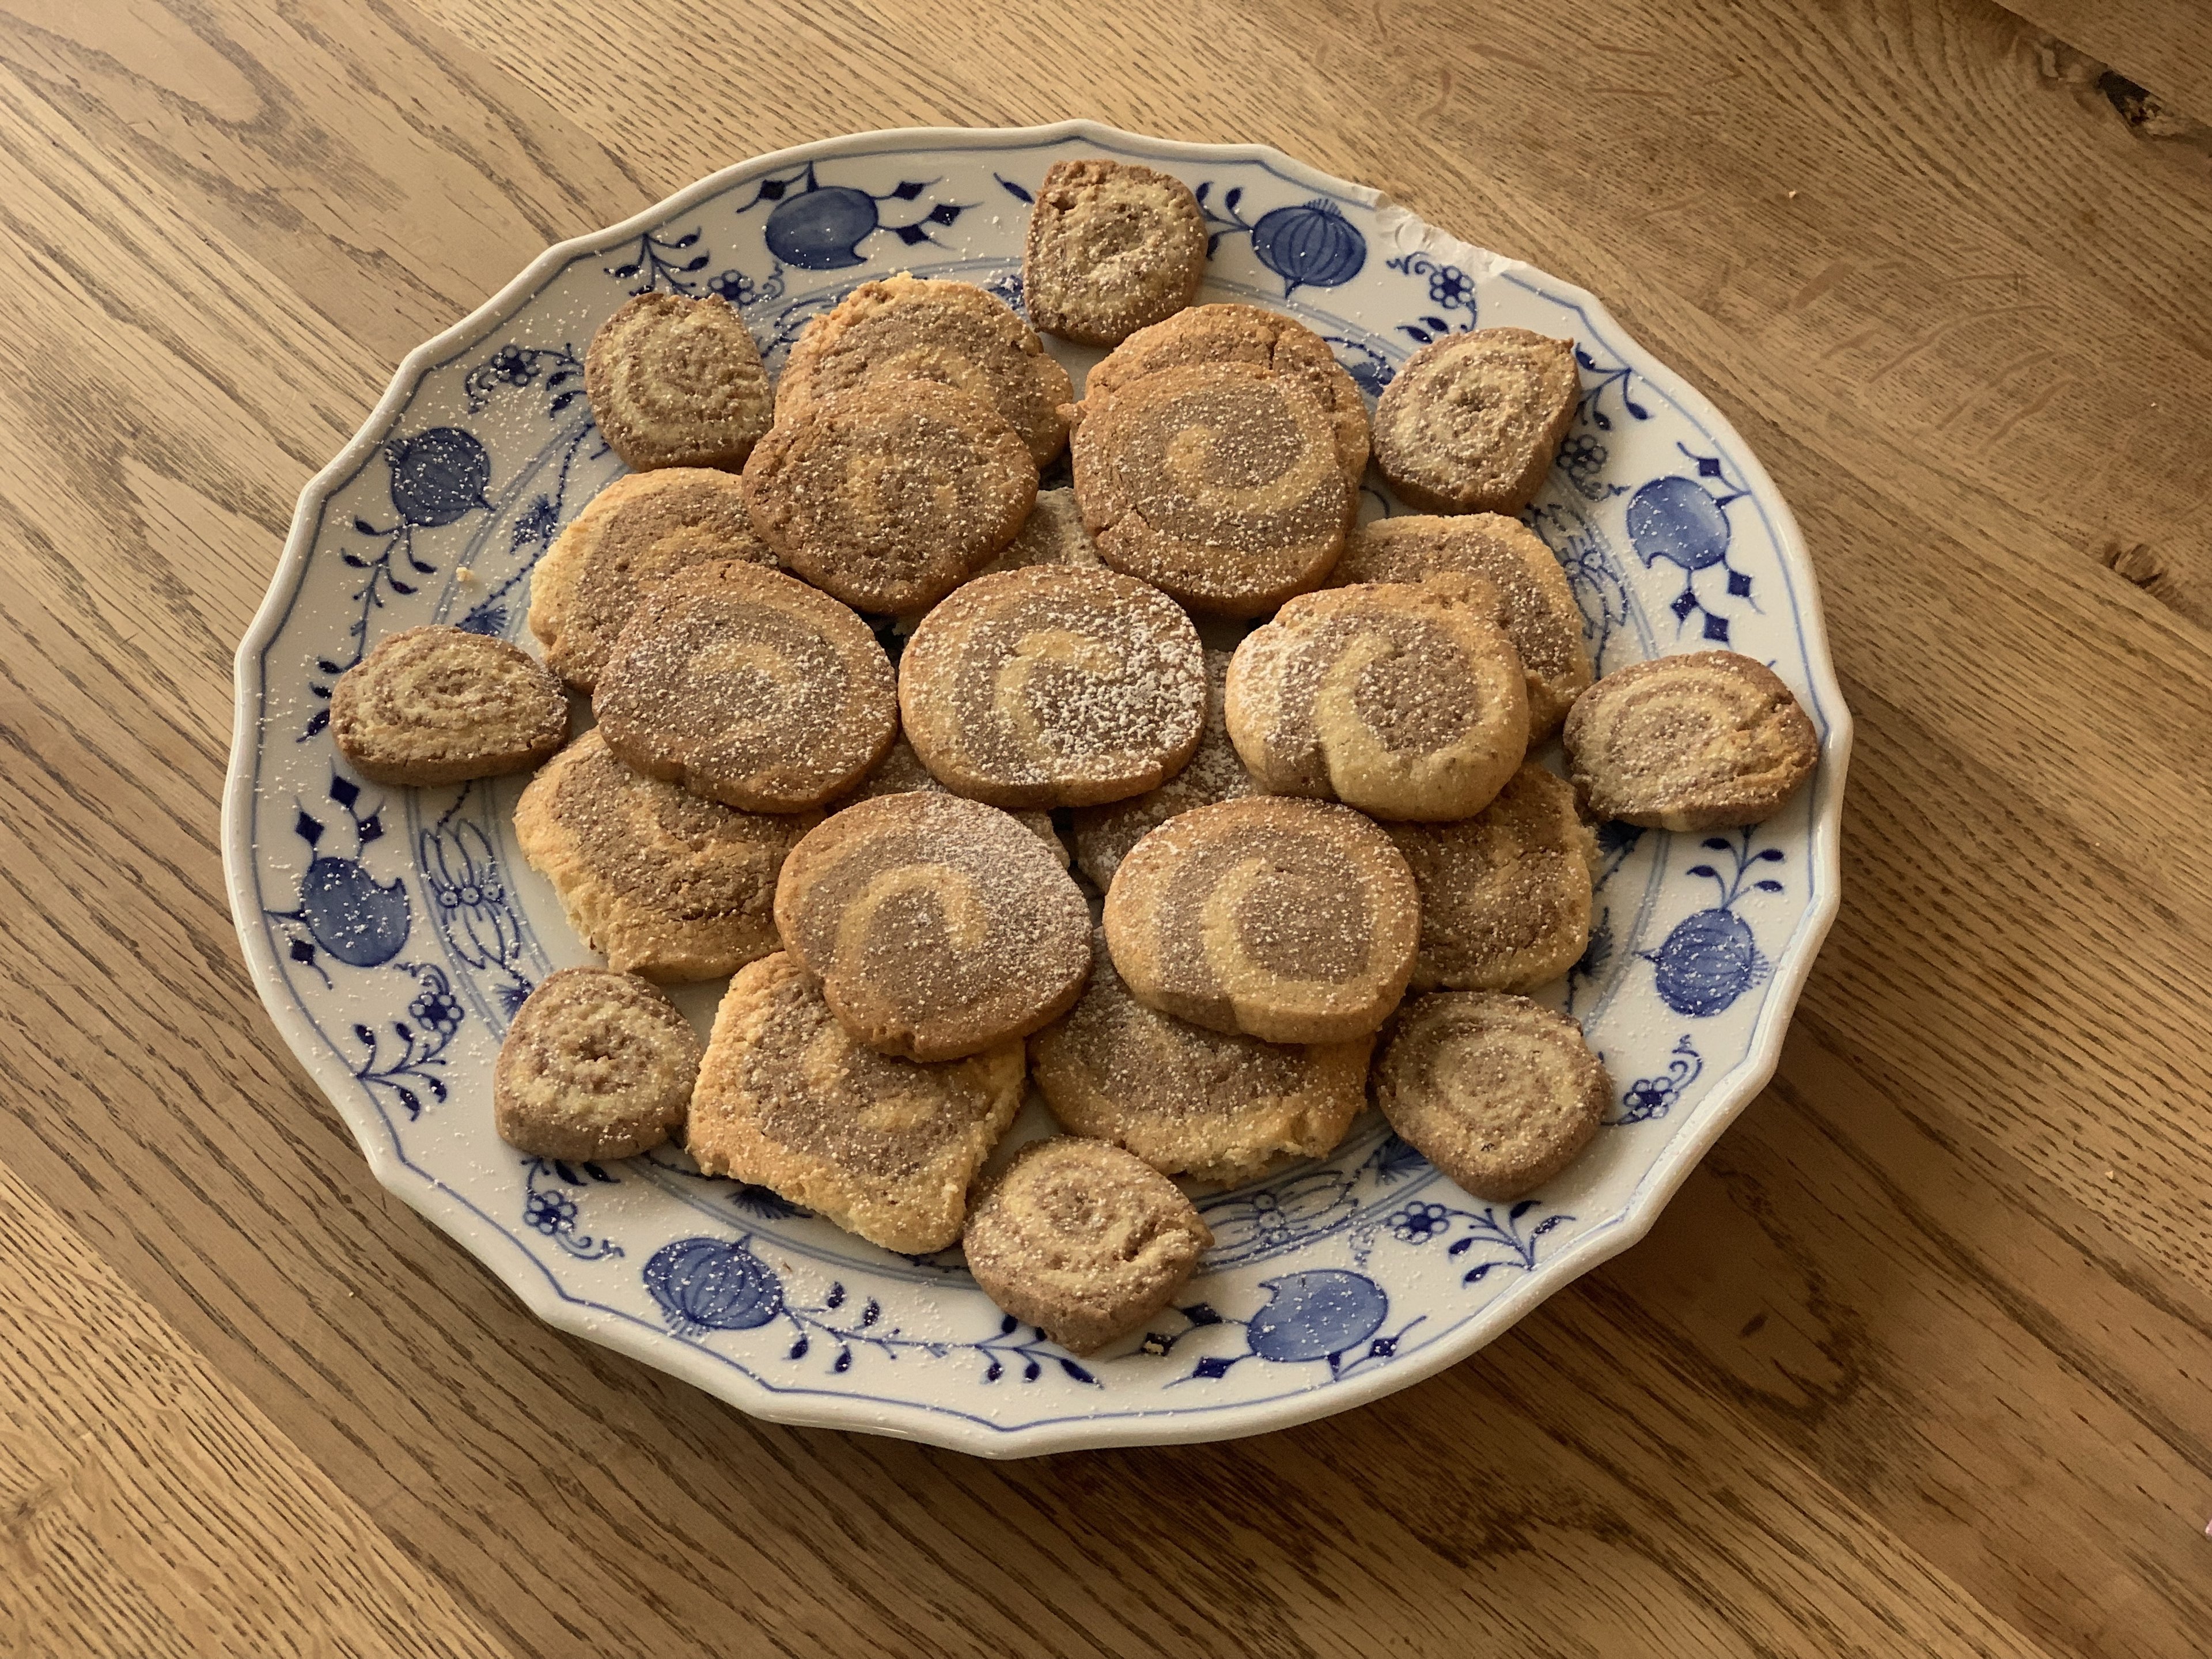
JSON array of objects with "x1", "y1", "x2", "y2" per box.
[
  {"x1": 585, "y1": 291, "x2": 773, "y2": 472},
  {"x1": 1022, "y1": 158, "x2": 1208, "y2": 347},
  {"x1": 493, "y1": 968, "x2": 701, "y2": 1161},
  {"x1": 331, "y1": 626, "x2": 567, "y2": 786},
  {"x1": 1372, "y1": 327, "x2": 1579, "y2": 516}
]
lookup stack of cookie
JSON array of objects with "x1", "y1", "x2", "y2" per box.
[{"x1": 327, "y1": 155, "x2": 1820, "y2": 1359}]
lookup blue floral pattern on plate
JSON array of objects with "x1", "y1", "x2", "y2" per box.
[{"x1": 224, "y1": 123, "x2": 1849, "y2": 1458}]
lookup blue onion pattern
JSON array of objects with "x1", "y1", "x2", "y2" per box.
[{"x1": 646, "y1": 1236, "x2": 785, "y2": 1334}]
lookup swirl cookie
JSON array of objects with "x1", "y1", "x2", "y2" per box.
[
  {"x1": 1225, "y1": 575, "x2": 1530, "y2": 821},
  {"x1": 593, "y1": 560, "x2": 896, "y2": 813},
  {"x1": 1103, "y1": 796, "x2": 1419, "y2": 1043},
  {"x1": 493, "y1": 967, "x2": 701, "y2": 1161},
  {"x1": 773, "y1": 790, "x2": 1091, "y2": 1060},
  {"x1": 1022, "y1": 158, "x2": 1208, "y2": 347},
  {"x1": 528, "y1": 468, "x2": 778, "y2": 692},
  {"x1": 514, "y1": 730, "x2": 815, "y2": 981},
  {"x1": 1085, "y1": 304, "x2": 1370, "y2": 487},
  {"x1": 1334, "y1": 513, "x2": 1593, "y2": 736},
  {"x1": 899, "y1": 566, "x2": 1206, "y2": 810},
  {"x1": 331, "y1": 626, "x2": 567, "y2": 786},
  {"x1": 1068, "y1": 646, "x2": 1253, "y2": 891},
  {"x1": 1372, "y1": 991, "x2": 1608, "y2": 1201},
  {"x1": 962, "y1": 1138, "x2": 1211, "y2": 1354},
  {"x1": 828, "y1": 734, "x2": 1067, "y2": 867},
  {"x1": 1385, "y1": 764, "x2": 1597, "y2": 994},
  {"x1": 1372, "y1": 328, "x2": 1580, "y2": 515},
  {"x1": 743, "y1": 380, "x2": 1036, "y2": 615},
  {"x1": 1031, "y1": 931, "x2": 1371, "y2": 1186},
  {"x1": 688, "y1": 953, "x2": 1024, "y2": 1253},
  {"x1": 1563, "y1": 651, "x2": 1819, "y2": 831},
  {"x1": 585, "y1": 291, "x2": 773, "y2": 472},
  {"x1": 1069, "y1": 362, "x2": 1353, "y2": 617},
  {"x1": 778, "y1": 274, "x2": 1074, "y2": 469}
]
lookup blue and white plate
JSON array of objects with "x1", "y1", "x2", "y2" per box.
[{"x1": 223, "y1": 123, "x2": 1849, "y2": 1457}]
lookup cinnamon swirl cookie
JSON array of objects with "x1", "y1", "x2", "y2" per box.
[
  {"x1": 1225, "y1": 575, "x2": 1529, "y2": 821},
  {"x1": 827, "y1": 734, "x2": 1067, "y2": 867},
  {"x1": 1031, "y1": 931, "x2": 1371, "y2": 1186},
  {"x1": 514, "y1": 730, "x2": 814, "y2": 982},
  {"x1": 1069, "y1": 361, "x2": 1353, "y2": 617},
  {"x1": 1334, "y1": 513, "x2": 1592, "y2": 736},
  {"x1": 585, "y1": 291, "x2": 773, "y2": 472},
  {"x1": 593, "y1": 560, "x2": 896, "y2": 813},
  {"x1": 331, "y1": 626, "x2": 567, "y2": 786},
  {"x1": 962, "y1": 1138, "x2": 1211, "y2": 1354},
  {"x1": 1102, "y1": 796, "x2": 1419, "y2": 1044},
  {"x1": 1372, "y1": 991, "x2": 1608, "y2": 1201},
  {"x1": 899, "y1": 566, "x2": 1206, "y2": 809},
  {"x1": 1022, "y1": 158, "x2": 1208, "y2": 347},
  {"x1": 1563, "y1": 651, "x2": 1819, "y2": 831},
  {"x1": 688, "y1": 953, "x2": 1024, "y2": 1254},
  {"x1": 1372, "y1": 327, "x2": 1580, "y2": 515},
  {"x1": 1068, "y1": 646, "x2": 1253, "y2": 890},
  {"x1": 742, "y1": 380, "x2": 1036, "y2": 615},
  {"x1": 1085, "y1": 303, "x2": 1370, "y2": 487},
  {"x1": 528, "y1": 468, "x2": 777, "y2": 692},
  {"x1": 772, "y1": 790, "x2": 1090, "y2": 1060},
  {"x1": 1384, "y1": 764, "x2": 1596, "y2": 993},
  {"x1": 777, "y1": 274, "x2": 1074, "y2": 468},
  {"x1": 493, "y1": 968, "x2": 700, "y2": 1161}
]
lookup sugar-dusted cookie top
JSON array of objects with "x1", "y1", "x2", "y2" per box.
[
  {"x1": 824, "y1": 733, "x2": 1067, "y2": 866},
  {"x1": 331, "y1": 624, "x2": 567, "y2": 787},
  {"x1": 1563, "y1": 650, "x2": 1818, "y2": 831},
  {"x1": 593, "y1": 560, "x2": 896, "y2": 813},
  {"x1": 493, "y1": 967, "x2": 700, "y2": 1162},
  {"x1": 1372, "y1": 327, "x2": 1579, "y2": 516},
  {"x1": 585, "y1": 291, "x2": 774, "y2": 472},
  {"x1": 1069, "y1": 361, "x2": 1351, "y2": 617},
  {"x1": 1022, "y1": 158, "x2": 1208, "y2": 347},
  {"x1": 743, "y1": 380, "x2": 1037, "y2": 615}
]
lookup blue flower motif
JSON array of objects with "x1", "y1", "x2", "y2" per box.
[
  {"x1": 1425, "y1": 264, "x2": 1473, "y2": 308},
  {"x1": 480, "y1": 344, "x2": 536, "y2": 388},
  {"x1": 408, "y1": 983, "x2": 462, "y2": 1035},
  {"x1": 1387, "y1": 1202, "x2": 1451, "y2": 1244},
  {"x1": 1559, "y1": 433, "x2": 1608, "y2": 488},
  {"x1": 525, "y1": 1189, "x2": 577, "y2": 1235}
]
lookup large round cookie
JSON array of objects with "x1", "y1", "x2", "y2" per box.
[
  {"x1": 584, "y1": 291, "x2": 774, "y2": 472},
  {"x1": 493, "y1": 967, "x2": 701, "y2": 1161},
  {"x1": 1022, "y1": 158, "x2": 1208, "y2": 347},
  {"x1": 1031, "y1": 930, "x2": 1372, "y2": 1186},
  {"x1": 1102, "y1": 795, "x2": 1419, "y2": 1044},
  {"x1": 777, "y1": 274, "x2": 1074, "y2": 469},
  {"x1": 899, "y1": 565, "x2": 1206, "y2": 810},
  {"x1": 741, "y1": 380, "x2": 1037, "y2": 616},
  {"x1": 688, "y1": 953, "x2": 1025, "y2": 1255},
  {"x1": 1069, "y1": 361, "x2": 1353, "y2": 618},
  {"x1": 331, "y1": 625, "x2": 567, "y2": 787},
  {"x1": 773, "y1": 790, "x2": 1091, "y2": 1061},
  {"x1": 528, "y1": 468, "x2": 778, "y2": 692},
  {"x1": 1371, "y1": 327, "x2": 1580, "y2": 516},
  {"x1": 1224, "y1": 575, "x2": 1529, "y2": 821},
  {"x1": 593, "y1": 560, "x2": 897, "y2": 813}
]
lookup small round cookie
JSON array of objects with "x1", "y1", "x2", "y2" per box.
[
  {"x1": 899, "y1": 566, "x2": 1206, "y2": 810},
  {"x1": 1069, "y1": 362, "x2": 1353, "y2": 617},
  {"x1": 331, "y1": 625, "x2": 567, "y2": 786},
  {"x1": 827, "y1": 734, "x2": 1067, "y2": 867},
  {"x1": 962, "y1": 1138, "x2": 1212, "y2": 1355},
  {"x1": 773, "y1": 790, "x2": 1091, "y2": 1060},
  {"x1": 1563, "y1": 651, "x2": 1819, "y2": 831},
  {"x1": 1103, "y1": 796, "x2": 1419, "y2": 1044},
  {"x1": 1022, "y1": 158, "x2": 1208, "y2": 347},
  {"x1": 593, "y1": 560, "x2": 896, "y2": 813},
  {"x1": 1085, "y1": 303, "x2": 1370, "y2": 487},
  {"x1": 777, "y1": 274, "x2": 1075, "y2": 469},
  {"x1": 1031, "y1": 931, "x2": 1372, "y2": 1186},
  {"x1": 585, "y1": 291, "x2": 774, "y2": 472},
  {"x1": 1225, "y1": 575, "x2": 1530, "y2": 821},
  {"x1": 1372, "y1": 328, "x2": 1580, "y2": 516},
  {"x1": 688, "y1": 953, "x2": 1024, "y2": 1255},
  {"x1": 1069, "y1": 646, "x2": 1253, "y2": 891},
  {"x1": 1333, "y1": 513, "x2": 1592, "y2": 737},
  {"x1": 742, "y1": 380, "x2": 1037, "y2": 615},
  {"x1": 1384, "y1": 765, "x2": 1597, "y2": 994},
  {"x1": 1371, "y1": 991, "x2": 1608, "y2": 1201},
  {"x1": 493, "y1": 967, "x2": 701, "y2": 1161},
  {"x1": 529, "y1": 468, "x2": 778, "y2": 692},
  {"x1": 514, "y1": 731, "x2": 815, "y2": 981}
]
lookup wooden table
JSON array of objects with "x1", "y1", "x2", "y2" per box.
[{"x1": 3, "y1": 2, "x2": 2208, "y2": 1653}]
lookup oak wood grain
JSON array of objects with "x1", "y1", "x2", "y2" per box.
[{"x1": 0, "y1": 0, "x2": 2206, "y2": 1654}]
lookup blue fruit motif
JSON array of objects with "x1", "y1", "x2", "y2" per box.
[
  {"x1": 297, "y1": 855, "x2": 412, "y2": 968},
  {"x1": 383, "y1": 427, "x2": 491, "y2": 528},
  {"x1": 766, "y1": 184, "x2": 881, "y2": 270},
  {"x1": 1247, "y1": 1270, "x2": 1389, "y2": 1362},
  {"x1": 1643, "y1": 831, "x2": 1782, "y2": 1017},
  {"x1": 1627, "y1": 474, "x2": 1731, "y2": 572},
  {"x1": 645, "y1": 1236, "x2": 784, "y2": 1333},
  {"x1": 1251, "y1": 199, "x2": 1366, "y2": 294}
]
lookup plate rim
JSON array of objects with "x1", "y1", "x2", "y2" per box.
[{"x1": 222, "y1": 118, "x2": 1853, "y2": 1457}]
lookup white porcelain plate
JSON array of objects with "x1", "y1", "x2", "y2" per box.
[{"x1": 224, "y1": 122, "x2": 1849, "y2": 1457}]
